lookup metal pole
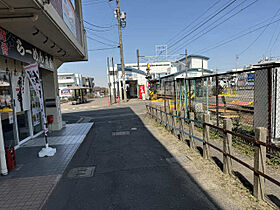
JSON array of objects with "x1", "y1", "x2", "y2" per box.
[
  {"x1": 216, "y1": 75, "x2": 219, "y2": 126},
  {"x1": 107, "y1": 57, "x2": 112, "y2": 105},
  {"x1": 206, "y1": 77, "x2": 209, "y2": 112},
  {"x1": 267, "y1": 67, "x2": 272, "y2": 144},
  {"x1": 116, "y1": 0, "x2": 127, "y2": 102},
  {"x1": 111, "y1": 57, "x2": 117, "y2": 103},
  {"x1": 137, "y1": 49, "x2": 140, "y2": 70},
  {"x1": 185, "y1": 79, "x2": 188, "y2": 118},
  {"x1": 164, "y1": 81, "x2": 167, "y2": 111}
]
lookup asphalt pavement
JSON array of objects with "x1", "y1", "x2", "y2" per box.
[{"x1": 43, "y1": 105, "x2": 221, "y2": 210}]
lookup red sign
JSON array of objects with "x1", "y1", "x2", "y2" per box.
[{"x1": 138, "y1": 85, "x2": 145, "y2": 99}]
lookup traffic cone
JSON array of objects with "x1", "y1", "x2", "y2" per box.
[
  {"x1": 118, "y1": 96, "x2": 120, "y2": 105},
  {"x1": 108, "y1": 97, "x2": 111, "y2": 106}
]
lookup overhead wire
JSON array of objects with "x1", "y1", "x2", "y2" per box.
[
  {"x1": 169, "y1": 0, "x2": 258, "y2": 55},
  {"x1": 84, "y1": 20, "x2": 116, "y2": 28},
  {"x1": 88, "y1": 46, "x2": 119, "y2": 51},
  {"x1": 165, "y1": 0, "x2": 221, "y2": 46},
  {"x1": 87, "y1": 35, "x2": 117, "y2": 47},
  {"x1": 87, "y1": 30, "x2": 119, "y2": 44},
  {"x1": 85, "y1": 26, "x2": 114, "y2": 32},
  {"x1": 237, "y1": 7, "x2": 280, "y2": 56},
  {"x1": 196, "y1": 17, "x2": 280, "y2": 54},
  {"x1": 168, "y1": 0, "x2": 238, "y2": 50}
]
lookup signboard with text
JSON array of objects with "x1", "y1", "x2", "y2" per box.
[
  {"x1": 0, "y1": 27, "x2": 54, "y2": 71},
  {"x1": 24, "y1": 63, "x2": 47, "y2": 132}
]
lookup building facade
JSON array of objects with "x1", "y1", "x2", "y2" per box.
[
  {"x1": 0, "y1": 0, "x2": 87, "y2": 174},
  {"x1": 108, "y1": 66, "x2": 147, "y2": 101}
]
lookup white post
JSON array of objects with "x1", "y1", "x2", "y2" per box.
[{"x1": 0, "y1": 114, "x2": 8, "y2": 175}]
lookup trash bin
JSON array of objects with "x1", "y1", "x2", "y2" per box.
[{"x1": 5, "y1": 146, "x2": 16, "y2": 172}]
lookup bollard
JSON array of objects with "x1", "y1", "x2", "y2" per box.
[
  {"x1": 189, "y1": 112, "x2": 195, "y2": 149},
  {"x1": 254, "y1": 127, "x2": 267, "y2": 201},
  {"x1": 203, "y1": 114, "x2": 210, "y2": 159}
]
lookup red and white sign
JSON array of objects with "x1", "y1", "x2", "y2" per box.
[{"x1": 138, "y1": 85, "x2": 145, "y2": 99}]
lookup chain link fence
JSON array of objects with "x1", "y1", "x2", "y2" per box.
[{"x1": 154, "y1": 67, "x2": 280, "y2": 148}]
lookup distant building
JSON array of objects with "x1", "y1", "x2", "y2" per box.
[
  {"x1": 82, "y1": 76, "x2": 95, "y2": 93},
  {"x1": 108, "y1": 66, "x2": 147, "y2": 101},
  {"x1": 174, "y1": 55, "x2": 212, "y2": 77},
  {"x1": 125, "y1": 62, "x2": 177, "y2": 80},
  {"x1": 58, "y1": 73, "x2": 94, "y2": 98},
  {"x1": 58, "y1": 73, "x2": 83, "y2": 89}
]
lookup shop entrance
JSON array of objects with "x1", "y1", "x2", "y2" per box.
[
  {"x1": 0, "y1": 71, "x2": 15, "y2": 146},
  {"x1": 126, "y1": 80, "x2": 138, "y2": 99}
]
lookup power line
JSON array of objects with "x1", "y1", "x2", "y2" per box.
[
  {"x1": 87, "y1": 30, "x2": 119, "y2": 44},
  {"x1": 165, "y1": 0, "x2": 221, "y2": 46},
  {"x1": 168, "y1": 0, "x2": 238, "y2": 50},
  {"x1": 84, "y1": 20, "x2": 116, "y2": 29},
  {"x1": 197, "y1": 17, "x2": 280, "y2": 54},
  {"x1": 88, "y1": 46, "x2": 119, "y2": 51},
  {"x1": 87, "y1": 35, "x2": 117, "y2": 47},
  {"x1": 238, "y1": 7, "x2": 280, "y2": 56},
  {"x1": 169, "y1": 0, "x2": 257, "y2": 55},
  {"x1": 85, "y1": 26, "x2": 113, "y2": 33}
]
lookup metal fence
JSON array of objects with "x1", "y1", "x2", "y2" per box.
[{"x1": 154, "y1": 65, "x2": 280, "y2": 146}]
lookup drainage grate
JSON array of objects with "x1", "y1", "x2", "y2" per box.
[
  {"x1": 112, "y1": 131, "x2": 130, "y2": 136},
  {"x1": 67, "y1": 166, "x2": 95, "y2": 178}
]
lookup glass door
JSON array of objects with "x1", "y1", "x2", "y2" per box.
[{"x1": 0, "y1": 71, "x2": 15, "y2": 146}]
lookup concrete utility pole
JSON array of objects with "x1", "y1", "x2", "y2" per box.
[
  {"x1": 111, "y1": 57, "x2": 117, "y2": 103},
  {"x1": 112, "y1": 57, "x2": 120, "y2": 100},
  {"x1": 116, "y1": 0, "x2": 127, "y2": 102},
  {"x1": 137, "y1": 49, "x2": 140, "y2": 70},
  {"x1": 107, "y1": 57, "x2": 112, "y2": 104}
]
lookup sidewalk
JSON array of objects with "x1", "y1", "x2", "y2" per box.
[{"x1": 0, "y1": 123, "x2": 93, "y2": 210}]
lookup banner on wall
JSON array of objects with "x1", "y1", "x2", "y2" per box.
[
  {"x1": 11, "y1": 74, "x2": 30, "y2": 113},
  {"x1": 24, "y1": 63, "x2": 47, "y2": 132}
]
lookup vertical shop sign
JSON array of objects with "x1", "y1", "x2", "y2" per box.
[
  {"x1": 11, "y1": 74, "x2": 30, "y2": 112},
  {"x1": 138, "y1": 85, "x2": 145, "y2": 99},
  {"x1": 24, "y1": 63, "x2": 47, "y2": 132}
]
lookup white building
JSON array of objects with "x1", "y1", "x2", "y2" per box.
[
  {"x1": 125, "y1": 62, "x2": 177, "y2": 80},
  {"x1": 108, "y1": 66, "x2": 147, "y2": 100},
  {"x1": 58, "y1": 73, "x2": 83, "y2": 89},
  {"x1": 173, "y1": 55, "x2": 212, "y2": 78}
]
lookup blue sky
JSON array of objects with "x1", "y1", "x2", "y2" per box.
[{"x1": 59, "y1": 0, "x2": 280, "y2": 87}]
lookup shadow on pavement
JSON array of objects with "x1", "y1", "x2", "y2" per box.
[{"x1": 44, "y1": 107, "x2": 223, "y2": 210}]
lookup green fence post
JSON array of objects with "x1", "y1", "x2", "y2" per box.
[{"x1": 184, "y1": 79, "x2": 188, "y2": 118}]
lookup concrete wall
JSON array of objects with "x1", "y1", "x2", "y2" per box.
[{"x1": 42, "y1": 58, "x2": 63, "y2": 131}]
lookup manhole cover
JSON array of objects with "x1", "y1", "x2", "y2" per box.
[
  {"x1": 112, "y1": 131, "x2": 130, "y2": 136},
  {"x1": 67, "y1": 166, "x2": 95, "y2": 178}
]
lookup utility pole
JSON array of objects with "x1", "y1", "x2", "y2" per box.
[
  {"x1": 116, "y1": 0, "x2": 127, "y2": 102},
  {"x1": 137, "y1": 49, "x2": 140, "y2": 70},
  {"x1": 112, "y1": 57, "x2": 120, "y2": 100},
  {"x1": 107, "y1": 57, "x2": 112, "y2": 104},
  {"x1": 111, "y1": 57, "x2": 117, "y2": 103}
]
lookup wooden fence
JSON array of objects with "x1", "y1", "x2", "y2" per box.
[{"x1": 146, "y1": 104, "x2": 280, "y2": 201}]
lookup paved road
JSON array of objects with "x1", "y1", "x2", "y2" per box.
[{"x1": 43, "y1": 104, "x2": 220, "y2": 210}]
